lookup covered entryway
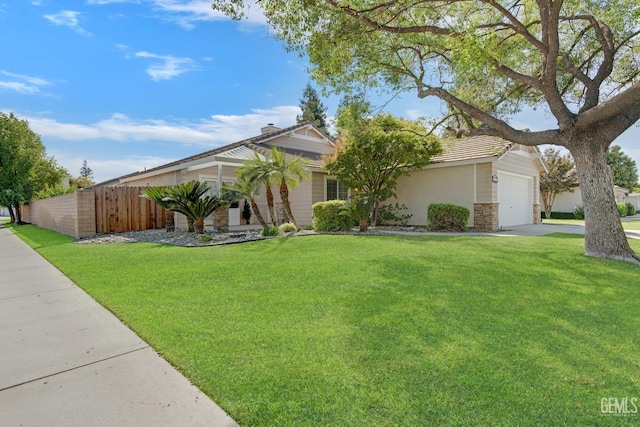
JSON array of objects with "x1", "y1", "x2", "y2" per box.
[{"x1": 497, "y1": 172, "x2": 533, "y2": 227}]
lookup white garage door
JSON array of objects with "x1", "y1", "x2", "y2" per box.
[{"x1": 498, "y1": 172, "x2": 533, "y2": 227}]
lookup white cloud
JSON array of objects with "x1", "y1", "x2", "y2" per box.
[
  {"x1": 151, "y1": 0, "x2": 267, "y2": 30},
  {"x1": 51, "y1": 152, "x2": 176, "y2": 183},
  {"x1": 21, "y1": 106, "x2": 302, "y2": 148},
  {"x1": 134, "y1": 51, "x2": 199, "y2": 81},
  {"x1": 0, "y1": 70, "x2": 53, "y2": 95},
  {"x1": 17, "y1": 106, "x2": 303, "y2": 181},
  {"x1": 87, "y1": 0, "x2": 138, "y2": 4},
  {"x1": 44, "y1": 10, "x2": 92, "y2": 36}
]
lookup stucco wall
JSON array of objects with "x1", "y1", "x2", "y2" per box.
[
  {"x1": 21, "y1": 190, "x2": 96, "y2": 238},
  {"x1": 552, "y1": 188, "x2": 583, "y2": 213},
  {"x1": 311, "y1": 172, "x2": 326, "y2": 206},
  {"x1": 394, "y1": 164, "x2": 476, "y2": 226}
]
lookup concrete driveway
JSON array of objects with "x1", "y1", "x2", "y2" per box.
[{"x1": 0, "y1": 225, "x2": 238, "y2": 427}]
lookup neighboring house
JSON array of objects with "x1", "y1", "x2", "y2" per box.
[
  {"x1": 553, "y1": 185, "x2": 633, "y2": 213},
  {"x1": 626, "y1": 193, "x2": 640, "y2": 211},
  {"x1": 392, "y1": 136, "x2": 547, "y2": 228},
  {"x1": 95, "y1": 122, "x2": 337, "y2": 229},
  {"x1": 98, "y1": 127, "x2": 545, "y2": 230}
]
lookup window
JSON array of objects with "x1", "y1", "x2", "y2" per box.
[{"x1": 326, "y1": 178, "x2": 349, "y2": 201}]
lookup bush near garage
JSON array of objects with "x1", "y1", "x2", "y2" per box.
[{"x1": 427, "y1": 203, "x2": 470, "y2": 232}]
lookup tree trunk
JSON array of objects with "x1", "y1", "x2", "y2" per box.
[
  {"x1": 371, "y1": 200, "x2": 380, "y2": 226},
  {"x1": 194, "y1": 218, "x2": 205, "y2": 234},
  {"x1": 265, "y1": 185, "x2": 277, "y2": 226},
  {"x1": 13, "y1": 203, "x2": 22, "y2": 223},
  {"x1": 279, "y1": 181, "x2": 299, "y2": 230},
  {"x1": 7, "y1": 205, "x2": 16, "y2": 224},
  {"x1": 250, "y1": 201, "x2": 268, "y2": 228},
  {"x1": 165, "y1": 210, "x2": 175, "y2": 232},
  {"x1": 569, "y1": 141, "x2": 638, "y2": 263},
  {"x1": 541, "y1": 190, "x2": 553, "y2": 219}
]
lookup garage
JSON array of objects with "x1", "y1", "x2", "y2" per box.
[{"x1": 497, "y1": 172, "x2": 533, "y2": 227}]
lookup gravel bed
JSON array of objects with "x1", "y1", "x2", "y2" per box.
[
  {"x1": 74, "y1": 226, "x2": 498, "y2": 247},
  {"x1": 76, "y1": 229, "x2": 267, "y2": 247}
]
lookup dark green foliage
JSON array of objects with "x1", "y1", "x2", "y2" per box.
[
  {"x1": 296, "y1": 82, "x2": 329, "y2": 135},
  {"x1": 541, "y1": 211, "x2": 577, "y2": 219},
  {"x1": 143, "y1": 182, "x2": 226, "y2": 234},
  {"x1": 242, "y1": 199, "x2": 252, "y2": 224},
  {"x1": 626, "y1": 203, "x2": 636, "y2": 216},
  {"x1": 617, "y1": 202, "x2": 627, "y2": 217},
  {"x1": 338, "y1": 199, "x2": 370, "y2": 225},
  {"x1": 312, "y1": 200, "x2": 352, "y2": 231},
  {"x1": 260, "y1": 225, "x2": 282, "y2": 236},
  {"x1": 427, "y1": 203, "x2": 470, "y2": 232},
  {"x1": 378, "y1": 203, "x2": 413, "y2": 226},
  {"x1": 574, "y1": 205, "x2": 585, "y2": 220},
  {"x1": 607, "y1": 146, "x2": 639, "y2": 189}
]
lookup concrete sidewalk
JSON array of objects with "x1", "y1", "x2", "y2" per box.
[{"x1": 0, "y1": 225, "x2": 239, "y2": 427}]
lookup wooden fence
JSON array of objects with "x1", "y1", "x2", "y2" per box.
[{"x1": 95, "y1": 187, "x2": 166, "y2": 234}]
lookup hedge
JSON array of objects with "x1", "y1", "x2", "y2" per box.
[
  {"x1": 540, "y1": 211, "x2": 576, "y2": 219},
  {"x1": 427, "y1": 203, "x2": 470, "y2": 232},
  {"x1": 312, "y1": 200, "x2": 352, "y2": 231}
]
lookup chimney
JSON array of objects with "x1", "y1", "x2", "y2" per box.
[{"x1": 261, "y1": 123, "x2": 281, "y2": 134}]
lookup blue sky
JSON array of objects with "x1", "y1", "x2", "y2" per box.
[{"x1": 2, "y1": 0, "x2": 639, "y2": 183}]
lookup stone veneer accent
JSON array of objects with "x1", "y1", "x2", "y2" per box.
[
  {"x1": 214, "y1": 205, "x2": 229, "y2": 232},
  {"x1": 473, "y1": 203, "x2": 499, "y2": 230},
  {"x1": 533, "y1": 203, "x2": 541, "y2": 224}
]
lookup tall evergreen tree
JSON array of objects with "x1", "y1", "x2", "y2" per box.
[
  {"x1": 80, "y1": 160, "x2": 94, "y2": 180},
  {"x1": 606, "y1": 146, "x2": 638, "y2": 190},
  {"x1": 296, "y1": 82, "x2": 329, "y2": 135}
]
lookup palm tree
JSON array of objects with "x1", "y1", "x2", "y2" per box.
[
  {"x1": 163, "y1": 181, "x2": 226, "y2": 234},
  {"x1": 236, "y1": 152, "x2": 278, "y2": 226},
  {"x1": 269, "y1": 147, "x2": 311, "y2": 230},
  {"x1": 141, "y1": 186, "x2": 175, "y2": 231},
  {"x1": 222, "y1": 176, "x2": 269, "y2": 228}
]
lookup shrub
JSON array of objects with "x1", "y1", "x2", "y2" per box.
[
  {"x1": 198, "y1": 233, "x2": 212, "y2": 243},
  {"x1": 339, "y1": 199, "x2": 371, "y2": 231},
  {"x1": 573, "y1": 205, "x2": 585, "y2": 219},
  {"x1": 279, "y1": 222, "x2": 297, "y2": 233},
  {"x1": 626, "y1": 202, "x2": 636, "y2": 216},
  {"x1": 378, "y1": 203, "x2": 413, "y2": 226},
  {"x1": 312, "y1": 200, "x2": 352, "y2": 231},
  {"x1": 617, "y1": 202, "x2": 627, "y2": 217},
  {"x1": 541, "y1": 211, "x2": 576, "y2": 219},
  {"x1": 260, "y1": 225, "x2": 282, "y2": 236},
  {"x1": 427, "y1": 203, "x2": 470, "y2": 232}
]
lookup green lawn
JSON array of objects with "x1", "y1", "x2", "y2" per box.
[
  {"x1": 9, "y1": 224, "x2": 640, "y2": 426},
  {"x1": 544, "y1": 217, "x2": 640, "y2": 231}
]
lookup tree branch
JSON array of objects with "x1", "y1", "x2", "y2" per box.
[
  {"x1": 323, "y1": 0, "x2": 456, "y2": 35},
  {"x1": 576, "y1": 82, "x2": 640, "y2": 130},
  {"x1": 418, "y1": 86, "x2": 559, "y2": 145}
]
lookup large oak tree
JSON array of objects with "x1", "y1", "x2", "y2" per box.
[{"x1": 214, "y1": 0, "x2": 640, "y2": 262}]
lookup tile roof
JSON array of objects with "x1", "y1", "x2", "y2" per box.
[
  {"x1": 96, "y1": 122, "x2": 329, "y2": 185},
  {"x1": 432, "y1": 135, "x2": 513, "y2": 163}
]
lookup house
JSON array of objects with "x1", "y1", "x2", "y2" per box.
[
  {"x1": 391, "y1": 136, "x2": 547, "y2": 228},
  {"x1": 96, "y1": 122, "x2": 336, "y2": 229},
  {"x1": 99, "y1": 126, "x2": 545, "y2": 230},
  {"x1": 553, "y1": 185, "x2": 633, "y2": 214}
]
